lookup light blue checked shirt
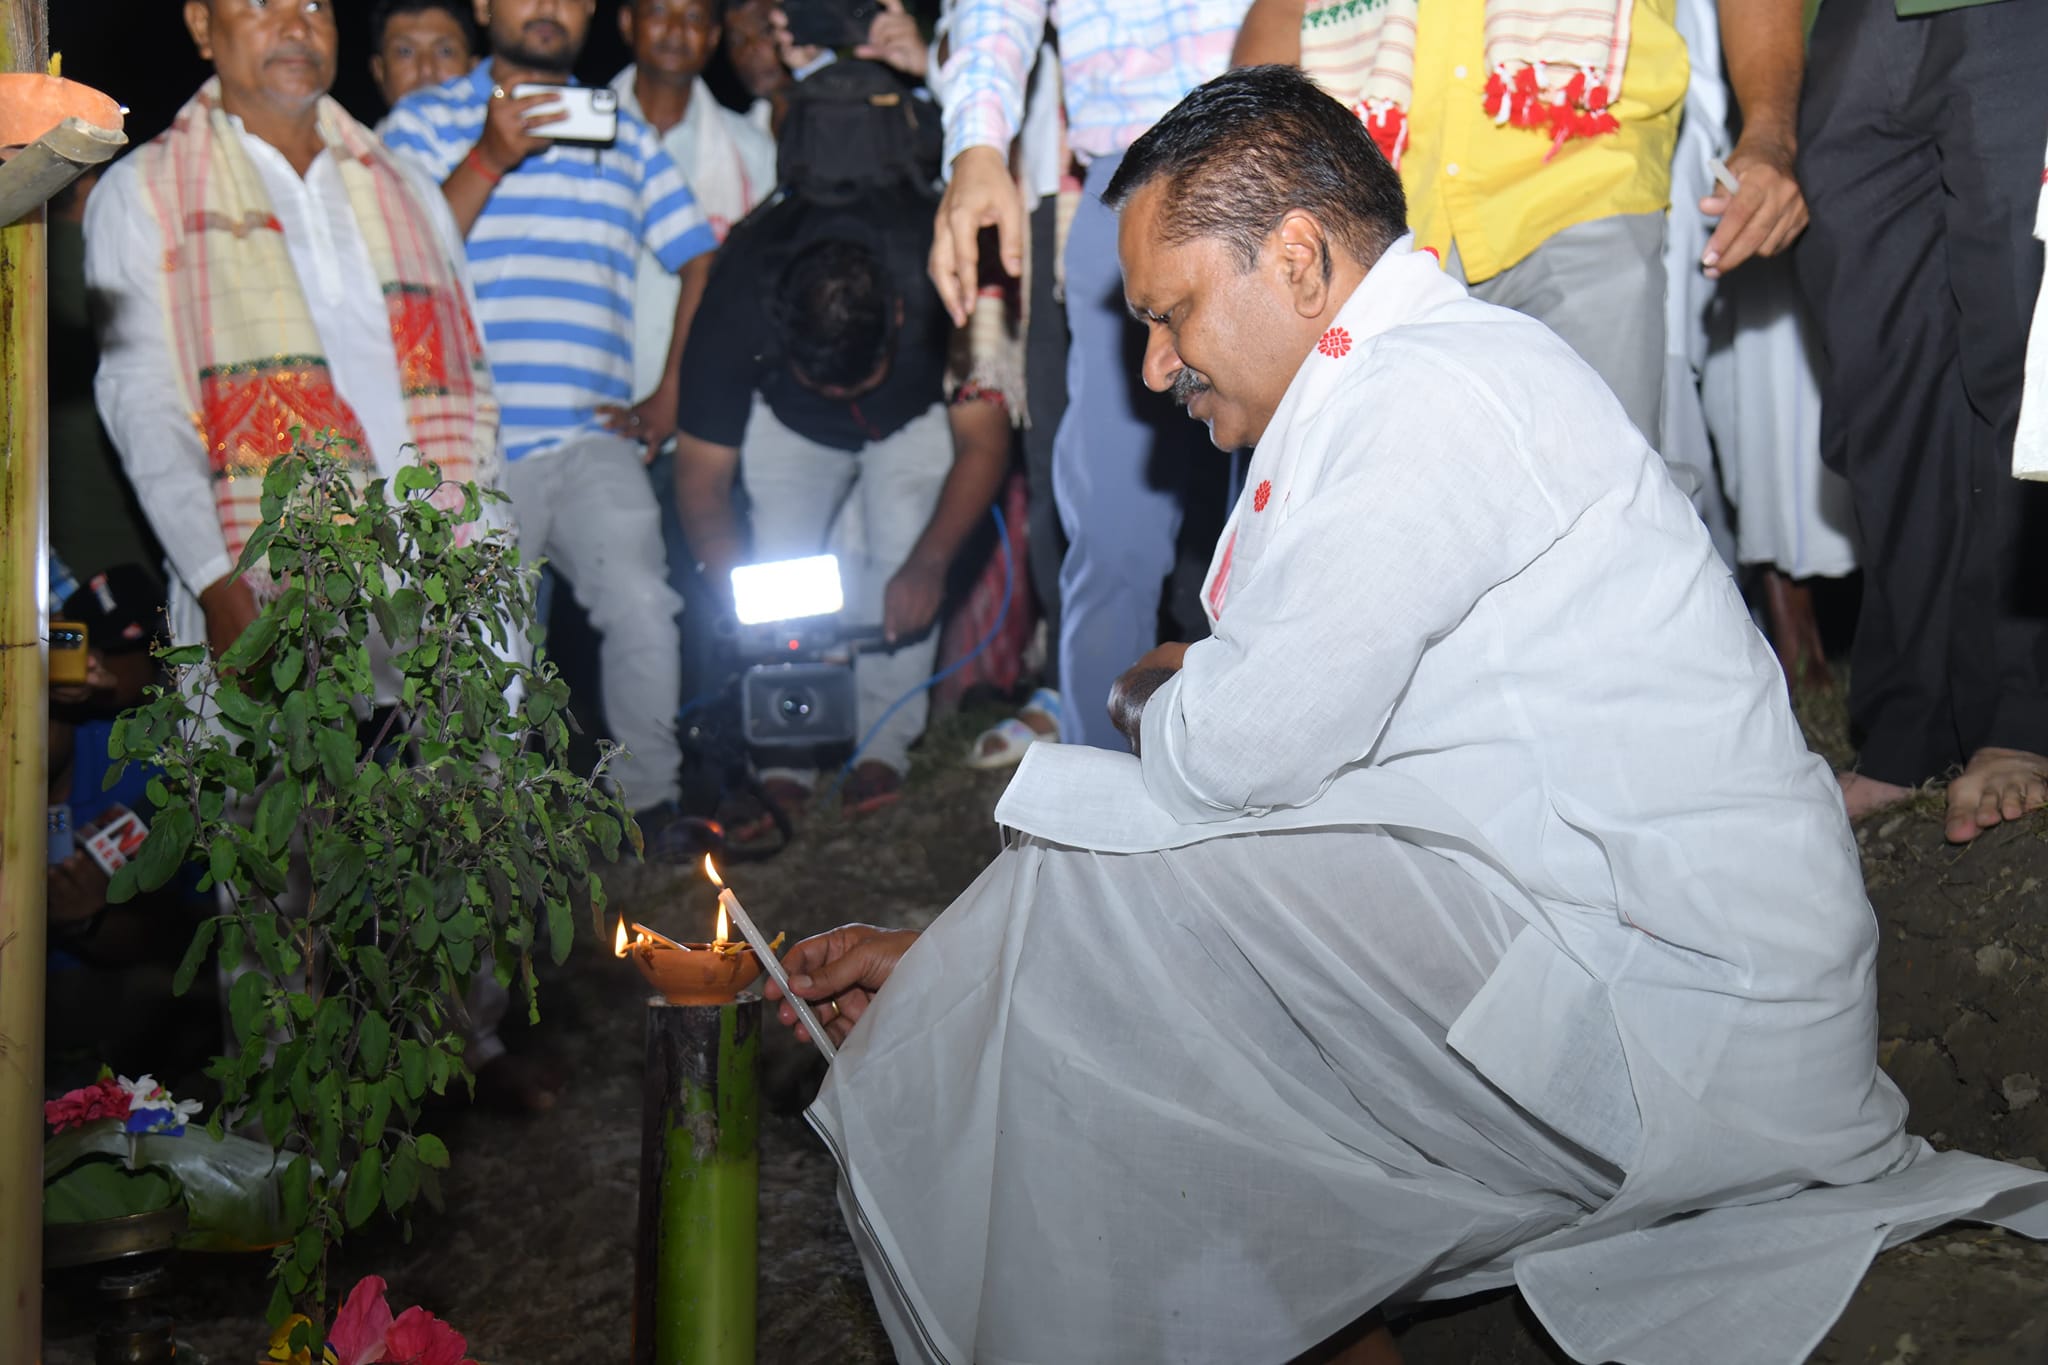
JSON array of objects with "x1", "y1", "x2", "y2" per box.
[{"x1": 939, "y1": 0, "x2": 1251, "y2": 166}]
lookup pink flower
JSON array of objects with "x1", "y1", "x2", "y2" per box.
[
  {"x1": 381, "y1": 1306, "x2": 474, "y2": 1365},
  {"x1": 328, "y1": 1276, "x2": 395, "y2": 1365},
  {"x1": 44, "y1": 1075, "x2": 131, "y2": 1133}
]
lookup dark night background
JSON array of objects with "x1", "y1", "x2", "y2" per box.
[{"x1": 47, "y1": 2, "x2": 700, "y2": 146}]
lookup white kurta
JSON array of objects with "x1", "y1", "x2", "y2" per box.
[
  {"x1": 2014, "y1": 132, "x2": 2048, "y2": 480},
  {"x1": 85, "y1": 119, "x2": 497, "y2": 660},
  {"x1": 809, "y1": 241, "x2": 2048, "y2": 1365}
]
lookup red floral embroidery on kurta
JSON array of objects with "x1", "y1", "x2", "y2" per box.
[
  {"x1": 1253, "y1": 480, "x2": 1273, "y2": 512},
  {"x1": 1317, "y1": 327, "x2": 1352, "y2": 359}
]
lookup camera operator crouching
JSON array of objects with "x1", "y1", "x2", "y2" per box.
[{"x1": 672, "y1": 56, "x2": 1009, "y2": 832}]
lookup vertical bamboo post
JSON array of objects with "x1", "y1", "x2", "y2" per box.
[
  {"x1": 0, "y1": 1, "x2": 52, "y2": 1355},
  {"x1": 633, "y1": 1000, "x2": 760, "y2": 1365}
]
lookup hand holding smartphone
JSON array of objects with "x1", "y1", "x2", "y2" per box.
[{"x1": 510, "y1": 83, "x2": 619, "y2": 144}]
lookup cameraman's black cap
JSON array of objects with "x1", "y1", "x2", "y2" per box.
[{"x1": 62, "y1": 564, "x2": 168, "y2": 655}]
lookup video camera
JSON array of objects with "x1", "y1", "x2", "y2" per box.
[{"x1": 726, "y1": 554, "x2": 883, "y2": 749}]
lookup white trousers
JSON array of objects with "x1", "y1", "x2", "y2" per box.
[
  {"x1": 740, "y1": 398, "x2": 954, "y2": 775},
  {"x1": 504, "y1": 431, "x2": 684, "y2": 810}
]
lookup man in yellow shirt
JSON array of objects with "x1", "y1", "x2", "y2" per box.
[{"x1": 1237, "y1": 0, "x2": 1804, "y2": 491}]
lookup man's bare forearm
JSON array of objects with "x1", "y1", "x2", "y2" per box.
[
  {"x1": 1234, "y1": 0, "x2": 1307, "y2": 67},
  {"x1": 1720, "y1": 0, "x2": 1806, "y2": 147}
]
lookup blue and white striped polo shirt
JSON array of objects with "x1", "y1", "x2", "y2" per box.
[{"x1": 381, "y1": 65, "x2": 717, "y2": 463}]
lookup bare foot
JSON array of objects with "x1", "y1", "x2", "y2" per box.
[
  {"x1": 1838, "y1": 770, "x2": 1914, "y2": 822},
  {"x1": 1762, "y1": 569, "x2": 1834, "y2": 692},
  {"x1": 1943, "y1": 746, "x2": 2048, "y2": 844}
]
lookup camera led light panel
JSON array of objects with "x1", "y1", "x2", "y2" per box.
[{"x1": 730, "y1": 554, "x2": 845, "y2": 626}]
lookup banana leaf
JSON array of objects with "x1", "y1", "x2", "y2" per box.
[
  {"x1": 44, "y1": 1122, "x2": 296, "y2": 1251},
  {"x1": 43, "y1": 1156, "x2": 179, "y2": 1224}
]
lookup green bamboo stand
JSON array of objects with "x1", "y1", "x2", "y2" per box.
[{"x1": 633, "y1": 999, "x2": 760, "y2": 1365}]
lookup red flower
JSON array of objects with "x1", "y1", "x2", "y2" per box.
[
  {"x1": 1317, "y1": 327, "x2": 1352, "y2": 359},
  {"x1": 328, "y1": 1276, "x2": 395, "y2": 1365},
  {"x1": 380, "y1": 1307, "x2": 474, "y2": 1365},
  {"x1": 1252, "y1": 480, "x2": 1273, "y2": 513},
  {"x1": 44, "y1": 1075, "x2": 131, "y2": 1133}
]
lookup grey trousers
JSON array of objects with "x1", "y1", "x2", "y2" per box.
[
  {"x1": 1448, "y1": 210, "x2": 1671, "y2": 460},
  {"x1": 504, "y1": 431, "x2": 684, "y2": 811},
  {"x1": 741, "y1": 398, "x2": 954, "y2": 775}
]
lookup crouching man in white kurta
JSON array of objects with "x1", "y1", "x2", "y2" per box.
[{"x1": 766, "y1": 67, "x2": 2048, "y2": 1365}]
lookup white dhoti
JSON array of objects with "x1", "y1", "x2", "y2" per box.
[{"x1": 814, "y1": 827, "x2": 1618, "y2": 1365}]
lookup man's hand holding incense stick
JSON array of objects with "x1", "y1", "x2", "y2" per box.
[{"x1": 765, "y1": 925, "x2": 922, "y2": 1046}]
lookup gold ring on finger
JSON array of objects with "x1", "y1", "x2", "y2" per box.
[{"x1": 827, "y1": 999, "x2": 842, "y2": 1019}]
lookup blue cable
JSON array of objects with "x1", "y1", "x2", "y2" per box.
[{"x1": 825, "y1": 502, "x2": 1013, "y2": 800}]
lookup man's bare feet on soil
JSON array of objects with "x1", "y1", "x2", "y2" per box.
[
  {"x1": 1943, "y1": 746, "x2": 2048, "y2": 845},
  {"x1": 1839, "y1": 770, "x2": 1914, "y2": 822}
]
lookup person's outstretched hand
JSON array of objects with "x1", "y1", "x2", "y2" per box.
[
  {"x1": 930, "y1": 145, "x2": 1022, "y2": 326},
  {"x1": 764, "y1": 923, "x2": 921, "y2": 1046}
]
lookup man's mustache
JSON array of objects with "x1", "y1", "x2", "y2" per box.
[
  {"x1": 1170, "y1": 369, "x2": 1211, "y2": 407},
  {"x1": 523, "y1": 19, "x2": 569, "y2": 39},
  {"x1": 265, "y1": 43, "x2": 321, "y2": 65}
]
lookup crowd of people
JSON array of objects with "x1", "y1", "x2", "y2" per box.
[{"x1": 38, "y1": 0, "x2": 2048, "y2": 1355}]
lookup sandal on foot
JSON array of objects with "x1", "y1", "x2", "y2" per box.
[
  {"x1": 965, "y1": 688, "x2": 1061, "y2": 770},
  {"x1": 841, "y1": 761, "x2": 905, "y2": 815},
  {"x1": 722, "y1": 778, "x2": 812, "y2": 845}
]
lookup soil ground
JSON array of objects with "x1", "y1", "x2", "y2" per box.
[{"x1": 41, "y1": 701, "x2": 2048, "y2": 1365}]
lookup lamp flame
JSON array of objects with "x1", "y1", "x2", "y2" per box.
[
  {"x1": 716, "y1": 900, "x2": 730, "y2": 945},
  {"x1": 613, "y1": 916, "x2": 629, "y2": 958},
  {"x1": 702, "y1": 854, "x2": 724, "y2": 889}
]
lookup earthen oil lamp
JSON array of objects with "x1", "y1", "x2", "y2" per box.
[{"x1": 614, "y1": 904, "x2": 762, "y2": 1005}]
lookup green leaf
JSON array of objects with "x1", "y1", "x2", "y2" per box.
[
  {"x1": 105, "y1": 857, "x2": 140, "y2": 906},
  {"x1": 343, "y1": 1150, "x2": 383, "y2": 1228},
  {"x1": 271, "y1": 644, "x2": 304, "y2": 692},
  {"x1": 279, "y1": 1153, "x2": 312, "y2": 1232},
  {"x1": 358, "y1": 1011, "x2": 391, "y2": 1075},
  {"x1": 172, "y1": 916, "x2": 221, "y2": 996},
  {"x1": 42, "y1": 1157, "x2": 179, "y2": 1224},
  {"x1": 363, "y1": 1080, "x2": 393, "y2": 1147},
  {"x1": 383, "y1": 1146, "x2": 419, "y2": 1215},
  {"x1": 414, "y1": 1132, "x2": 449, "y2": 1169},
  {"x1": 218, "y1": 606, "x2": 283, "y2": 673},
  {"x1": 253, "y1": 780, "x2": 302, "y2": 856},
  {"x1": 228, "y1": 973, "x2": 267, "y2": 1048},
  {"x1": 315, "y1": 724, "x2": 358, "y2": 789},
  {"x1": 546, "y1": 894, "x2": 574, "y2": 966},
  {"x1": 291, "y1": 1224, "x2": 321, "y2": 1275},
  {"x1": 398, "y1": 1041, "x2": 428, "y2": 1100},
  {"x1": 133, "y1": 804, "x2": 195, "y2": 893}
]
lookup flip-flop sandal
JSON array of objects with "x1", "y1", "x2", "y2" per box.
[
  {"x1": 724, "y1": 779, "x2": 811, "y2": 845},
  {"x1": 965, "y1": 688, "x2": 1062, "y2": 770},
  {"x1": 841, "y1": 762, "x2": 905, "y2": 815}
]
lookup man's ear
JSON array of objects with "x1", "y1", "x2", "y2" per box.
[
  {"x1": 1273, "y1": 209, "x2": 1333, "y2": 318},
  {"x1": 473, "y1": 0, "x2": 492, "y2": 32},
  {"x1": 370, "y1": 53, "x2": 387, "y2": 88},
  {"x1": 184, "y1": 0, "x2": 213, "y2": 60},
  {"x1": 618, "y1": 3, "x2": 636, "y2": 47}
]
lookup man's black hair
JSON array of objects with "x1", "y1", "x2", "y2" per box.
[
  {"x1": 1104, "y1": 64, "x2": 1408, "y2": 278},
  {"x1": 369, "y1": 0, "x2": 478, "y2": 54},
  {"x1": 770, "y1": 239, "x2": 898, "y2": 391}
]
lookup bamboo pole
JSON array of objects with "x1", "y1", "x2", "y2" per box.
[
  {"x1": 633, "y1": 1000, "x2": 760, "y2": 1365},
  {"x1": 2, "y1": 3, "x2": 53, "y2": 1354}
]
